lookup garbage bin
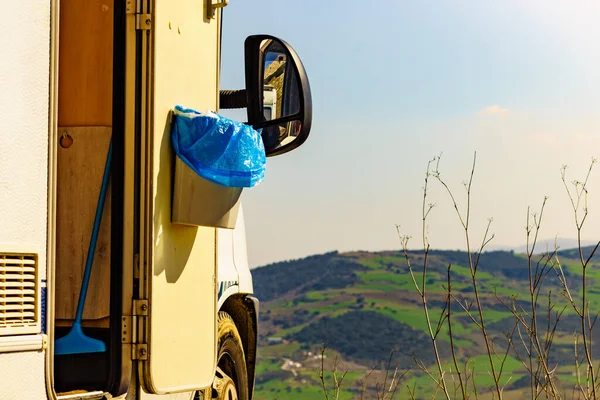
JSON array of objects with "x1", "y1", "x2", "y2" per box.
[
  {"x1": 172, "y1": 156, "x2": 243, "y2": 229},
  {"x1": 170, "y1": 106, "x2": 265, "y2": 229}
]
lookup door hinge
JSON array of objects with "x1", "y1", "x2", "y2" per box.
[
  {"x1": 121, "y1": 315, "x2": 134, "y2": 344},
  {"x1": 136, "y1": 13, "x2": 152, "y2": 30},
  {"x1": 125, "y1": 0, "x2": 134, "y2": 14},
  {"x1": 122, "y1": 300, "x2": 147, "y2": 344},
  {"x1": 127, "y1": 299, "x2": 149, "y2": 360},
  {"x1": 133, "y1": 299, "x2": 149, "y2": 316},
  {"x1": 132, "y1": 343, "x2": 148, "y2": 360}
]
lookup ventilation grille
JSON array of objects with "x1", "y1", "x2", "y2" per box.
[{"x1": 0, "y1": 252, "x2": 39, "y2": 335}]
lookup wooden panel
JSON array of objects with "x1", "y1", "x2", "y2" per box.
[
  {"x1": 55, "y1": 317, "x2": 110, "y2": 328},
  {"x1": 58, "y1": 0, "x2": 114, "y2": 126},
  {"x1": 56, "y1": 127, "x2": 112, "y2": 321}
]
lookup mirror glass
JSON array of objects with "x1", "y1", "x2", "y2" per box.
[
  {"x1": 262, "y1": 41, "x2": 301, "y2": 121},
  {"x1": 261, "y1": 119, "x2": 303, "y2": 151}
]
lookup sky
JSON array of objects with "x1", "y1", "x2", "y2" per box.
[{"x1": 219, "y1": 1, "x2": 600, "y2": 268}]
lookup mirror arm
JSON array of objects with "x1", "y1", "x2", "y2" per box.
[{"x1": 219, "y1": 89, "x2": 248, "y2": 109}]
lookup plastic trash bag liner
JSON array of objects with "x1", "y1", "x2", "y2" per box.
[{"x1": 171, "y1": 105, "x2": 266, "y2": 188}]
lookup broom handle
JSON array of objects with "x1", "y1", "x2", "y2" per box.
[{"x1": 74, "y1": 140, "x2": 113, "y2": 323}]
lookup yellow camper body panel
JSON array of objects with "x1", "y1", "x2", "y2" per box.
[{"x1": 138, "y1": 0, "x2": 220, "y2": 394}]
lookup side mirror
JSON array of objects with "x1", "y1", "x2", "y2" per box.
[{"x1": 244, "y1": 35, "x2": 312, "y2": 157}]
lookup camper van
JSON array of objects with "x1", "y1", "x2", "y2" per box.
[{"x1": 0, "y1": 1, "x2": 312, "y2": 400}]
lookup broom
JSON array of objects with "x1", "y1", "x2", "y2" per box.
[{"x1": 54, "y1": 140, "x2": 112, "y2": 355}]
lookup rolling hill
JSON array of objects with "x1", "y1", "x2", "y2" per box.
[{"x1": 250, "y1": 246, "x2": 600, "y2": 399}]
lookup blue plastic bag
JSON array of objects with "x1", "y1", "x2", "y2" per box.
[{"x1": 171, "y1": 105, "x2": 266, "y2": 188}]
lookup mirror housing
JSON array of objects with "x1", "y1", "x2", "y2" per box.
[{"x1": 244, "y1": 35, "x2": 312, "y2": 157}]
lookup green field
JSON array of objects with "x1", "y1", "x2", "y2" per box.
[{"x1": 251, "y1": 247, "x2": 600, "y2": 399}]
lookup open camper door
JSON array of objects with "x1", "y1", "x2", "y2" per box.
[{"x1": 137, "y1": 0, "x2": 221, "y2": 393}]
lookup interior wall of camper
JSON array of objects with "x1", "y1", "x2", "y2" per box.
[
  {"x1": 56, "y1": 0, "x2": 114, "y2": 328},
  {"x1": 53, "y1": 0, "x2": 116, "y2": 393}
]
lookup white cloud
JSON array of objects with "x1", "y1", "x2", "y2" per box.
[{"x1": 477, "y1": 104, "x2": 509, "y2": 117}]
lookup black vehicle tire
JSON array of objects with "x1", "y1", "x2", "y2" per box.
[{"x1": 211, "y1": 311, "x2": 249, "y2": 400}]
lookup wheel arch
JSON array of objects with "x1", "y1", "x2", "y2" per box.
[{"x1": 219, "y1": 293, "x2": 259, "y2": 399}]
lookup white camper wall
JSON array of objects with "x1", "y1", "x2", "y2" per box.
[{"x1": 0, "y1": 1, "x2": 50, "y2": 399}]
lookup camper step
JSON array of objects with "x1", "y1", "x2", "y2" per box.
[{"x1": 56, "y1": 390, "x2": 109, "y2": 400}]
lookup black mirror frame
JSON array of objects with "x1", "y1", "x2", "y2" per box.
[{"x1": 244, "y1": 35, "x2": 312, "y2": 157}]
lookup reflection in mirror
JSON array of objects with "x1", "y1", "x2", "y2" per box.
[
  {"x1": 262, "y1": 40, "x2": 301, "y2": 121},
  {"x1": 263, "y1": 48, "x2": 286, "y2": 120},
  {"x1": 263, "y1": 85, "x2": 276, "y2": 120},
  {"x1": 261, "y1": 119, "x2": 302, "y2": 152}
]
